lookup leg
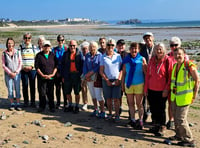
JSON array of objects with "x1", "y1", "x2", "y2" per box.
[
  {"x1": 29, "y1": 70, "x2": 36, "y2": 105},
  {"x1": 21, "y1": 70, "x2": 29, "y2": 105},
  {"x1": 47, "y1": 80, "x2": 55, "y2": 111},
  {"x1": 127, "y1": 94, "x2": 135, "y2": 120},
  {"x1": 114, "y1": 98, "x2": 120, "y2": 117},
  {"x1": 55, "y1": 75, "x2": 61, "y2": 107},
  {"x1": 38, "y1": 79, "x2": 47, "y2": 110},
  {"x1": 135, "y1": 94, "x2": 144, "y2": 120}
]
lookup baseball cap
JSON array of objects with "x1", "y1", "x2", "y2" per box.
[
  {"x1": 117, "y1": 39, "x2": 125, "y2": 45},
  {"x1": 43, "y1": 40, "x2": 51, "y2": 46},
  {"x1": 143, "y1": 32, "x2": 154, "y2": 39}
]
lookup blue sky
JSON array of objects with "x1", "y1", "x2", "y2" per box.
[{"x1": 1, "y1": 0, "x2": 200, "y2": 21}]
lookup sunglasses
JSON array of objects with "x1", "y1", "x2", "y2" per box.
[
  {"x1": 58, "y1": 39, "x2": 64, "y2": 42},
  {"x1": 170, "y1": 44, "x2": 178, "y2": 47},
  {"x1": 24, "y1": 37, "x2": 31, "y2": 40},
  {"x1": 107, "y1": 44, "x2": 115, "y2": 47},
  {"x1": 69, "y1": 45, "x2": 76, "y2": 47}
]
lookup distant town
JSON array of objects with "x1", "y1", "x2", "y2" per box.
[{"x1": 0, "y1": 18, "x2": 142, "y2": 27}]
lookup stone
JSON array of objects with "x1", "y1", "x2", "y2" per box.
[
  {"x1": 64, "y1": 122, "x2": 72, "y2": 127},
  {"x1": 11, "y1": 124, "x2": 18, "y2": 128},
  {"x1": 0, "y1": 112, "x2": 7, "y2": 120},
  {"x1": 189, "y1": 123, "x2": 194, "y2": 127},
  {"x1": 42, "y1": 135, "x2": 49, "y2": 141},
  {"x1": 22, "y1": 140, "x2": 29, "y2": 144},
  {"x1": 124, "y1": 138, "x2": 128, "y2": 142},
  {"x1": 119, "y1": 144, "x2": 124, "y2": 148}
]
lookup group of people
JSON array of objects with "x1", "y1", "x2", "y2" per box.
[{"x1": 2, "y1": 32, "x2": 199, "y2": 147}]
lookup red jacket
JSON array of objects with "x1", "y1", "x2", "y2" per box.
[{"x1": 144, "y1": 55, "x2": 172, "y2": 93}]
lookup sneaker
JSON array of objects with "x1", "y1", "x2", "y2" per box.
[
  {"x1": 177, "y1": 141, "x2": 195, "y2": 147},
  {"x1": 168, "y1": 135, "x2": 181, "y2": 141},
  {"x1": 90, "y1": 110, "x2": 99, "y2": 117},
  {"x1": 73, "y1": 106, "x2": 79, "y2": 114},
  {"x1": 37, "y1": 108, "x2": 45, "y2": 113},
  {"x1": 166, "y1": 120, "x2": 174, "y2": 130},
  {"x1": 30, "y1": 103, "x2": 36, "y2": 108},
  {"x1": 98, "y1": 112, "x2": 107, "y2": 119},
  {"x1": 64, "y1": 105, "x2": 73, "y2": 112},
  {"x1": 137, "y1": 120, "x2": 144, "y2": 130},
  {"x1": 15, "y1": 103, "x2": 22, "y2": 111},
  {"x1": 114, "y1": 116, "x2": 120, "y2": 123},
  {"x1": 149, "y1": 125, "x2": 159, "y2": 133},
  {"x1": 156, "y1": 125, "x2": 166, "y2": 137},
  {"x1": 50, "y1": 108, "x2": 55, "y2": 113},
  {"x1": 130, "y1": 121, "x2": 136, "y2": 128},
  {"x1": 106, "y1": 114, "x2": 113, "y2": 120},
  {"x1": 23, "y1": 103, "x2": 29, "y2": 107},
  {"x1": 9, "y1": 104, "x2": 15, "y2": 111},
  {"x1": 82, "y1": 104, "x2": 88, "y2": 111}
]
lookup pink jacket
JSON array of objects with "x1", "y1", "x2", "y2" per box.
[{"x1": 144, "y1": 55, "x2": 172, "y2": 93}]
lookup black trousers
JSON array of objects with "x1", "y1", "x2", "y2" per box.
[
  {"x1": 147, "y1": 89, "x2": 167, "y2": 126},
  {"x1": 54, "y1": 74, "x2": 67, "y2": 106},
  {"x1": 38, "y1": 77, "x2": 55, "y2": 109}
]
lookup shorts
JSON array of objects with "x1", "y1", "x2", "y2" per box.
[
  {"x1": 87, "y1": 81, "x2": 104, "y2": 101},
  {"x1": 64, "y1": 73, "x2": 81, "y2": 95},
  {"x1": 102, "y1": 79, "x2": 121, "y2": 99},
  {"x1": 125, "y1": 83, "x2": 144, "y2": 95}
]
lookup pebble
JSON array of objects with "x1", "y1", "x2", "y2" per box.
[
  {"x1": 42, "y1": 135, "x2": 49, "y2": 141},
  {"x1": 12, "y1": 144, "x2": 19, "y2": 148},
  {"x1": 65, "y1": 134, "x2": 73, "y2": 140},
  {"x1": 0, "y1": 112, "x2": 7, "y2": 120},
  {"x1": 119, "y1": 144, "x2": 124, "y2": 148},
  {"x1": 11, "y1": 124, "x2": 18, "y2": 128},
  {"x1": 124, "y1": 138, "x2": 128, "y2": 142},
  {"x1": 22, "y1": 140, "x2": 29, "y2": 144},
  {"x1": 64, "y1": 122, "x2": 72, "y2": 127},
  {"x1": 164, "y1": 139, "x2": 172, "y2": 145},
  {"x1": 133, "y1": 139, "x2": 138, "y2": 142},
  {"x1": 189, "y1": 123, "x2": 194, "y2": 127}
]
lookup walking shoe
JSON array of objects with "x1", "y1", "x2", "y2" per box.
[
  {"x1": 15, "y1": 103, "x2": 22, "y2": 111},
  {"x1": 9, "y1": 103, "x2": 15, "y2": 111},
  {"x1": 114, "y1": 116, "x2": 120, "y2": 123},
  {"x1": 166, "y1": 120, "x2": 174, "y2": 130},
  {"x1": 82, "y1": 104, "x2": 88, "y2": 111},
  {"x1": 64, "y1": 105, "x2": 73, "y2": 112},
  {"x1": 130, "y1": 121, "x2": 136, "y2": 128},
  {"x1": 73, "y1": 106, "x2": 79, "y2": 114},
  {"x1": 105, "y1": 114, "x2": 113, "y2": 120},
  {"x1": 168, "y1": 135, "x2": 181, "y2": 141},
  {"x1": 37, "y1": 107, "x2": 45, "y2": 113},
  {"x1": 177, "y1": 141, "x2": 195, "y2": 147},
  {"x1": 156, "y1": 125, "x2": 166, "y2": 137},
  {"x1": 50, "y1": 108, "x2": 55, "y2": 113},
  {"x1": 119, "y1": 107, "x2": 122, "y2": 115},
  {"x1": 149, "y1": 125, "x2": 159, "y2": 133},
  {"x1": 30, "y1": 102, "x2": 36, "y2": 108},
  {"x1": 137, "y1": 120, "x2": 144, "y2": 130},
  {"x1": 90, "y1": 110, "x2": 99, "y2": 117},
  {"x1": 23, "y1": 102, "x2": 29, "y2": 107},
  {"x1": 98, "y1": 112, "x2": 107, "y2": 119}
]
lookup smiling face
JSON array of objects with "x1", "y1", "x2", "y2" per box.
[
  {"x1": 143, "y1": 35, "x2": 154, "y2": 48},
  {"x1": 117, "y1": 43, "x2": 126, "y2": 53},
  {"x1": 69, "y1": 40, "x2": 77, "y2": 53},
  {"x1": 24, "y1": 34, "x2": 32, "y2": 45},
  {"x1": 7, "y1": 39, "x2": 15, "y2": 51},
  {"x1": 155, "y1": 46, "x2": 165, "y2": 60},
  {"x1": 174, "y1": 48, "x2": 185, "y2": 64},
  {"x1": 129, "y1": 46, "x2": 139, "y2": 57},
  {"x1": 99, "y1": 38, "x2": 106, "y2": 49}
]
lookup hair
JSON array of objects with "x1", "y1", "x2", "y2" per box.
[
  {"x1": 129, "y1": 42, "x2": 139, "y2": 50},
  {"x1": 89, "y1": 41, "x2": 98, "y2": 51},
  {"x1": 170, "y1": 36, "x2": 181, "y2": 46},
  {"x1": 174, "y1": 47, "x2": 186, "y2": 54},
  {"x1": 23, "y1": 32, "x2": 32, "y2": 39},
  {"x1": 154, "y1": 42, "x2": 167, "y2": 56},
  {"x1": 80, "y1": 41, "x2": 89, "y2": 49},
  {"x1": 38, "y1": 35, "x2": 46, "y2": 44},
  {"x1": 99, "y1": 37, "x2": 106, "y2": 42},
  {"x1": 107, "y1": 38, "x2": 116, "y2": 46},
  {"x1": 57, "y1": 34, "x2": 65, "y2": 41},
  {"x1": 6, "y1": 37, "x2": 15, "y2": 48}
]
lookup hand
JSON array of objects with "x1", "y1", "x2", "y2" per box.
[
  {"x1": 9, "y1": 72, "x2": 16, "y2": 79},
  {"x1": 23, "y1": 66, "x2": 32, "y2": 72},
  {"x1": 121, "y1": 84, "x2": 125, "y2": 92},
  {"x1": 106, "y1": 80, "x2": 112, "y2": 86},
  {"x1": 162, "y1": 90, "x2": 168, "y2": 98},
  {"x1": 144, "y1": 92, "x2": 148, "y2": 97},
  {"x1": 115, "y1": 79, "x2": 121, "y2": 86}
]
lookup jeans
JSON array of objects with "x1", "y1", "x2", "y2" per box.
[
  {"x1": 5, "y1": 73, "x2": 21, "y2": 99},
  {"x1": 21, "y1": 70, "x2": 36, "y2": 104}
]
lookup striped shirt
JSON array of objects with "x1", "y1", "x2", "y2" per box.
[{"x1": 18, "y1": 43, "x2": 37, "y2": 68}]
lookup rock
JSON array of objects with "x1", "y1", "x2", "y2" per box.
[
  {"x1": 65, "y1": 134, "x2": 73, "y2": 140},
  {"x1": 164, "y1": 139, "x2": 172, "y2": 145},
  {"x1": 124, "y1": 138, "x2": 128, "y2": 142},
  {"x1": 93, "y1": 140, "x2": 97, "y2": 144},
  {"x1": 189, "y1": 123, "x2": 194, "y2": 127},
  {"x1": 119, "y1": 144, "x2": 124, "y2": 148},
  {"x1": 42, "y1": 135, "x2": 49, "y2": 141},
  {"x1": 11, "y1": 124, "x2": 18, "y2": 128},
  {"x1": 64, "y1": 122, "x2": 72, "y2": 127},
  {"x1": 32, "y1": 120, "x2": 42, "y2": 126},
  {"x1": 0, "y1": 112, "x2": 7, "y2": 120},
  {"x1": 22, "y1": 140, "x2": 29, "y2": 144},
  {"x1": 133, "y1": 139, "x2": 138, "y2": 142},
  {"x1": 151, "y1": 142, "x2": 156, "y2": 146},
  {"x1": 12, "y1": 144, "x2": 19, "y2": 148}
]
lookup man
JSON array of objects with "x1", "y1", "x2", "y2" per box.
[
  {"x1": 116, "y1": 39, "x2": 128, "y2": 115},
  {"x1": 168, "y1": 47, "x2": 199, "y2": 147},
  {"x1": 19, "y1": 33, "x2": 37, "y2": 107},
  {"x1": 140, "y1": 32, "x2": 155, "y2": 123},
  {"x1": 52, "y1": 35, "x2": 68, "y2": 110},
  {"x1": 98, "y1": 37, "x2": 107, "y2": 54},
  {"x1": 35, "y1": 40, "x2": 57, "y2": 112},
  {"x1": 61, "y1": 40, "x2": 83, "y2": 113}
]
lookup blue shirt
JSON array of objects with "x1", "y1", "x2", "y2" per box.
[
  {"x1": 52, "y1": 45, "x2": 66, "y2": 72},
  {"x1": 83, "y1": 51, "x2": 102, "y2": 75},
  {"x1": 100, "y1": 52, "x2": 122, "y2": 79}
]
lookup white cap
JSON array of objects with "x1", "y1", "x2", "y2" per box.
[
  {"x1": 43, "y1": 40, "x2": 51, "y2": 46},
  {"x1": 143, "y1": 32, "x2": 154, "y2": 38},
  {"x1": 80, "y1": 41, "x2": 89, "y2": 49}
]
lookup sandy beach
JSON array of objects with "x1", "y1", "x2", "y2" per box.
[{"x1": 0, "y1": 24, "x2": 200, "y2": 148}]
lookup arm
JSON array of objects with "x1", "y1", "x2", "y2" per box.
[
  {"x1": 121, "y1": 64, "x2": 126, "y2": 92},
  {"x1": 190, "y1": 66, "x2": 199, "y2": 103},
  {"x1": 142, "y1": 57, "x2": 147, "y2": 75},
  {"x1": 2, "y1": 52, "x2": 12, "y2": 75},
  {"x1": 16, "y1": 51, "x2": 22, "y2": 74},
  {"x1": 100, "y1": 65, "x2": 112, "y2": 86}
]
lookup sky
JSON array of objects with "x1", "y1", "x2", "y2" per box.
[{"x1": 1, "y1": 0, "x2": 200, "y2": 21}]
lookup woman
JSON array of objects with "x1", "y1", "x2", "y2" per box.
[
  {"x1": 122, "y1": 42, "x2": 147, "y2": 129},
  {"x1": 83, "y1": 41, "x2": 106, "y2": 118},
  {"x1": 100, "y1": 38, "x2": 122, "y2": 122},
  {"x1": 80, "y1": 41, "x2": 89, "y2": 111},
  {"x1": 168, "y1": 47, "x2": 199, "y2": 147},
  {"x1": 2, "y1": 38, "x2": 22, "y2": 111},
  {"x1": 35, "y1": 40, "x2": 57, "y2": 113},
  {"x1": 144, "y1": 43, "x2": 172, "y2": 136},
  {"x1": 36, "y1": 35, "x2": 46, "y2": 52}
]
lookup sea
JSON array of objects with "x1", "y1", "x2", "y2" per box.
[{"x1": 106, "y1": 20, "x2": 200, "y2": 28}]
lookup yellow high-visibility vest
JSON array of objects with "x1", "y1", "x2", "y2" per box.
[{"x1": 170, "y1": 61, "x2": 195, "y2": 106}]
